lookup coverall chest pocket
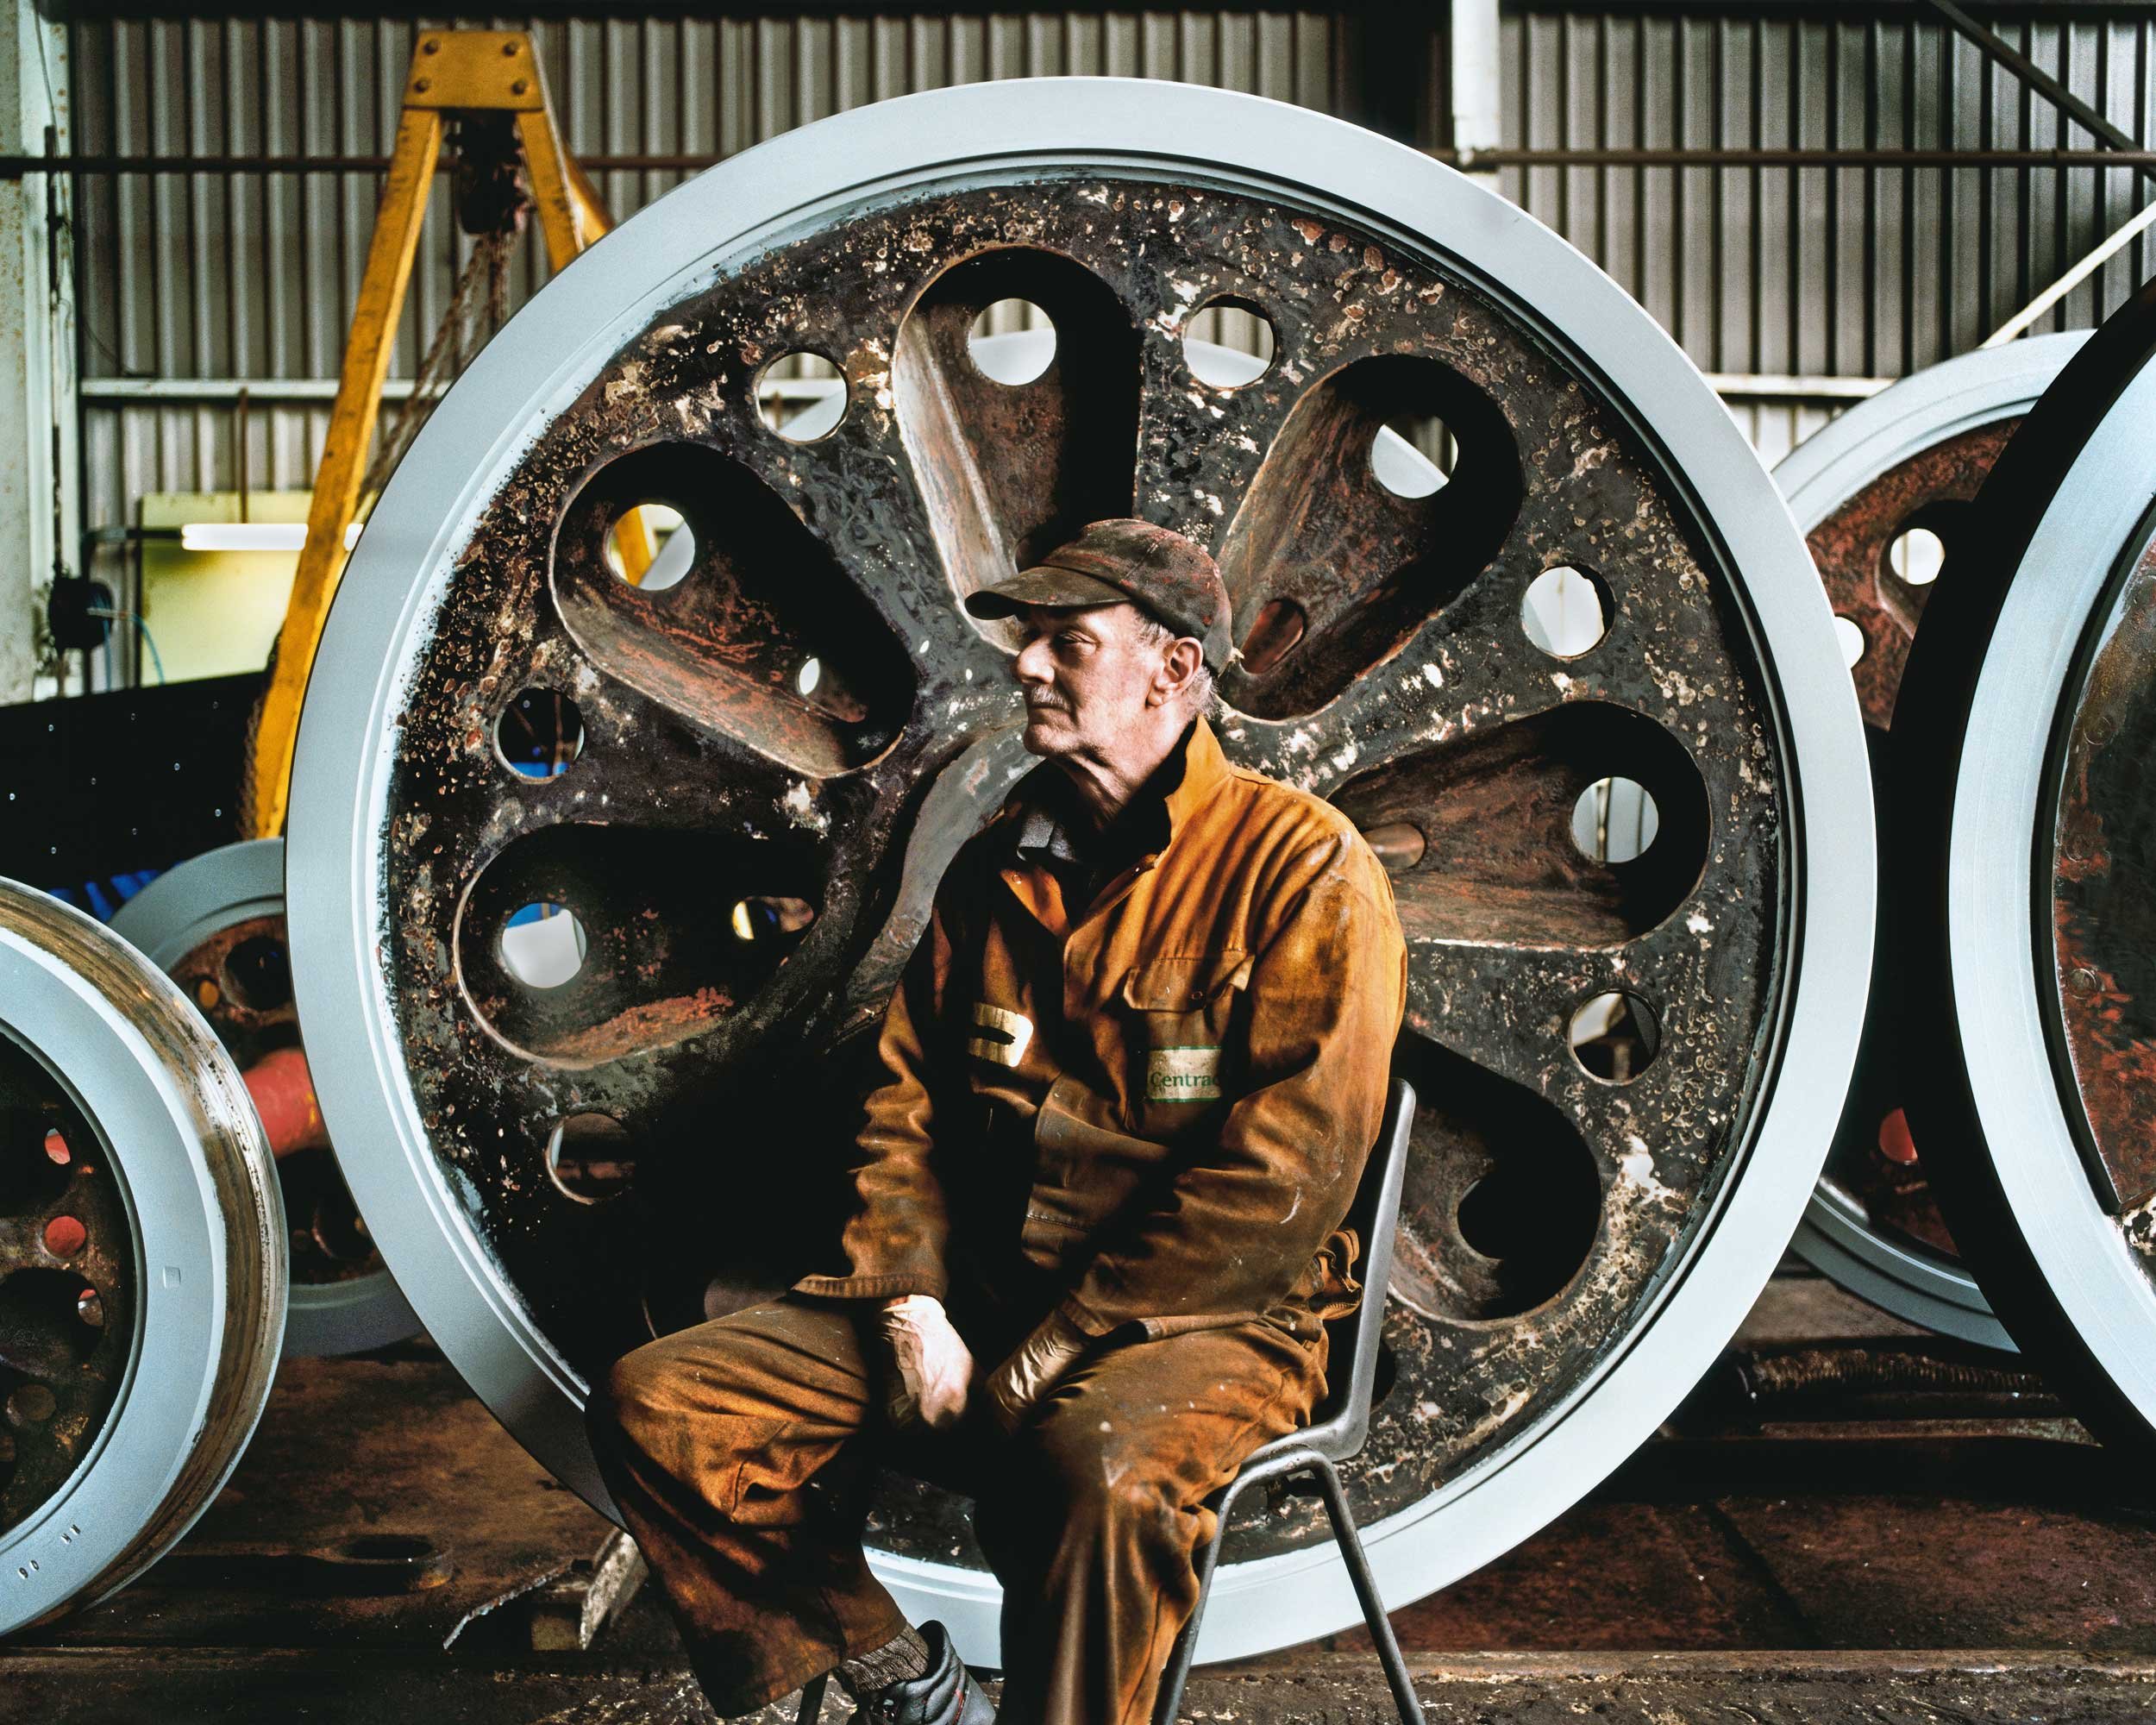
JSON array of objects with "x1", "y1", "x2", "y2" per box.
[{"x1": 1120, "y1": 951, "x2": 1248, "y2": 1126}]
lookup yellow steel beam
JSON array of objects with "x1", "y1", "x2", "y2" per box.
[{"x1": 243, "y1": 105, "x2": 440, "y2": 838}]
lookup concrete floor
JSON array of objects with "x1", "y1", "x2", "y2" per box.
[{"x1": 8, "y1": 1267, "x2": 2156, "y2": 1722}]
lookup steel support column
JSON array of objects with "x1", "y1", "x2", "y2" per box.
[
  {"x1": 1448, "y1": 0, "x2": 1502, "y2": 186},
  {"x1": 0, "y1": 12, "x2": 73, "y2": 704}
]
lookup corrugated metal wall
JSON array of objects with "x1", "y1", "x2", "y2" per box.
[{"x1": 67, "y1": 7, "x2": 2156, "y2": 630}]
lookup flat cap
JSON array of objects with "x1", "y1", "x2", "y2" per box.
[{"x1": 963, "y1": 518, "x2": 1236, "y2": 670}]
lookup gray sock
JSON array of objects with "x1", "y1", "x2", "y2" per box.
[{"x1": 836, "y1": 1623, "x2": 933, "y2": 1698}]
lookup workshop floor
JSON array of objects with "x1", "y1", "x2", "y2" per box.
[{"x1": 8, "y1": 1266, "x2": 2156, "y2": 1723}]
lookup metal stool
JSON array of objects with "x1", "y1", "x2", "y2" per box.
[{"x1": 1153, "y1": 1076, "x2": 1426, "y2": 1725}]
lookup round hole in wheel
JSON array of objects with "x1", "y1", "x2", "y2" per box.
[
  {"x1": 3, "y1": 1113, "x2": 73, "y2": 1214},
  {"x1": 6, "y1": 1385, "x2": 56, "y2": 1427},
  {"x1": 500, "y1": 905, "x2": 586, "y2": 991},
  {"x1": 1184, "y1": 298, "x2": 1275, "y2": 387},
  {"x1": 965, "y1": 298, "x2": 1055, "y2": 384},
  {"x1": 603, "y1": 503, "x2": 696, "y2": 591},
  {"x1": 497, "y1": 690, "x2": 586, "y2": 779},
  {"x1": 1834, "y1": 615, "x2": 1867, "y2": 668},
  {"x1": 545, "y1": 1114, "x2": 636, "y2": 1205},
  {"x1": 1888, "y1": 523, "x2": 1946, "y2": 587},
  {"x1": 1570, "y1": 776, "x2": 1660, "y2": 865},
  {"x1": 1569, "y1": 991, "x2": 1661, "y2": 1083},
  {"x1": 1521, "y1": 566, "x2": 1611, "y2": 659},
  {"x1": 287, "y1": 85, "x2": 1872, "y2": 1664},
  {"x1": 1371, "y1": 412, "x2": 1451, "y2": 499},
  {"x1": 221, "y1": 932, "x2": 293, "y2": 1015},
  {"x1": 756, "y1": 352, "x2": 847, "y2": 442},
  {"x1": 75, "y1": 1286, "x2": 103, "y2": 1328}
]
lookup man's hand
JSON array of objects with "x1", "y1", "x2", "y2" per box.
[
  {"x1": 880, "y1": 1295, "x2": 974, "y2": 1431},
  {"x1": 985, "y1": 1311, "x2": 1090, "y2": 1433}
]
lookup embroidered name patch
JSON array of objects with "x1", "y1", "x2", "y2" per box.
[
  {"x1": 1147, "y1": 1045, "x2": 1222, "y2": 1102},
  {"x1": 968, "y1": 1003, "x2": 1034, "y2": 1068}
]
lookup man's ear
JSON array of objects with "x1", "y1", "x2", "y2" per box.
[{"x1": 1150, "y1": 637, "x2": 1205, "y2": 707}]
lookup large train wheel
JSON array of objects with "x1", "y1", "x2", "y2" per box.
[
  {"x1": 1896, "y1": 282, "x2": 2156, "y2": 1446},
  {"x1": 1775, "y1": 334, "x2": 2084, "y2": 1351},
  {"x1": 287, "y1": 80, "x2": 1871, "y2": 1659},
  {"x1": 0, "y1": 881, "x2": 284, "y2": 1635},
  {"x1": 111, "y1": 841, "x2": 419, "y2": 1359}
]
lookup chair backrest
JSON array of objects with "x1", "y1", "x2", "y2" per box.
[{"x1": 1302, "y1": 1076, "x2": 1417, "y2": 1462}]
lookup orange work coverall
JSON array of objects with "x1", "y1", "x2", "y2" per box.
[{"x1": 586, "y1": 718, "x2": 1408, "y2": 1723}]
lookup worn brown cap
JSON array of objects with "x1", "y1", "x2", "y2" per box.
[{"x1": 964, "y1": 518, "x2": 1236, "y2": 670}]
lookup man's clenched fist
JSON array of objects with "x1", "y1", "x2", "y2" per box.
[
  {"x1": 985, "y1": 1311, "x2": 1090, "y2": 1433},
  {"x1": 879, "y1": 1294, "x2": 974, "y2": 1430}
]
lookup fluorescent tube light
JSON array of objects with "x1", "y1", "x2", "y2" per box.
[{"x1": 178, "y1": 521, "x2": 366, "y2": 553}]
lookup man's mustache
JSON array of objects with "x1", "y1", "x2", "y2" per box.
[{"x1": 1024, "y1": 690, "x2": 1066, "y2": 712}]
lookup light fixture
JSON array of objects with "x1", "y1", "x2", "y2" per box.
[{"x1": 178, "y1": 522, "x2": 366, "y2": 553}]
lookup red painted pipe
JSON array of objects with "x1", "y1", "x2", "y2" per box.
[{"x1": 241, "y1": 1045, "x2": 331, "y2": 1159}]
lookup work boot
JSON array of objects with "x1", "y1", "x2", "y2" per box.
[{"x1": 854, "y1": 1621, "x2": 993, "y2": 1723}]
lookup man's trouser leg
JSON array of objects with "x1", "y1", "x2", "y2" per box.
[
  {"x1": 975, "y1": 1319, "x2": 1328, "y2": 1725},
  {"x1": 584, "y1": 1299, "x2": 906, "y2": 1716}
]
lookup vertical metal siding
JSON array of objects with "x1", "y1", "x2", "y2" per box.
[{"x1": 67, "y1": 6, "x2": 2156, "y2": 671}]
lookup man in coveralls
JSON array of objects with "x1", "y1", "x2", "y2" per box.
[{"x1": 586, "y1": 519, "x2": 1408, "y2": 1724}]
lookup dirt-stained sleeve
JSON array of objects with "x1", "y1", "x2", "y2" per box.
[
  {"x1": 792, "y1": 902, "x2": 956, "y2": 1302},
  {"x1": 1056, "y1": 830, "x2": 1409, "y2": 1338}
]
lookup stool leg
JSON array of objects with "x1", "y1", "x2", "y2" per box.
[
  {"x1": 1310, "y1": 1458, "x2": 1426, "y2": 1725},
  {"x1": 795, "y1": 1670, "x2": 830, "y2": 1723}
]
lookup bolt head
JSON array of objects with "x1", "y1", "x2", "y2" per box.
[
  {"x1": 511, "y1": 78, "x2": 529, "y2": 95},
  {"x1": 504, "y1": 40, "x2": 520, "y2": 54},
  {"x1": 414, "y1": 77, "x2": 431, "y2": 93},
  {"x1": 422, "y1": 37, "x2": 439, "y2": 53}
]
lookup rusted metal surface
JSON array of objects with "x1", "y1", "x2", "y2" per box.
[
  {"x1": 0, "y1": 1039, "x2": 134, "y2": 1536},
  {"x1": 1804, "y1": 421, "x2": 2012, "y2": 731},
  {"x1": 169, "y1": 917, "x2": 381, "y2": 1291},
  {"x1": 374, "y1": 174, "x2": 1790, "y2": 1565},
  {"x1": 2050, "y1": 536, "x2": 2156, "y2": 1214}
]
